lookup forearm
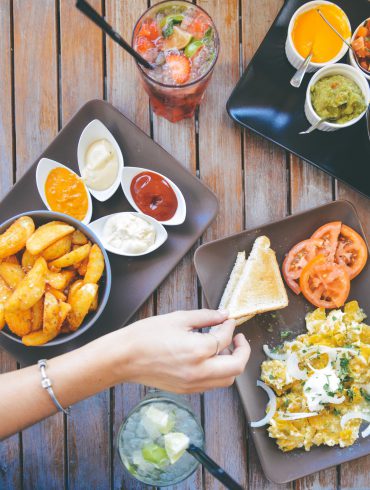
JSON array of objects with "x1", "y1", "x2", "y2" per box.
[{"x1": 0, "y1": 329, "x2": 132, "y2": 440}]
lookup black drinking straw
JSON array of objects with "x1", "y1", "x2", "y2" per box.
[
  {"x1": 75, "y1": 0, "x2": 155, "y2": 70},
  {"x1": 187, "y1": 444, "x2": 244, "y2": 490}
]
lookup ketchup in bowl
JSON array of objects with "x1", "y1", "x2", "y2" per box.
[{"x1": 130, "y1": 171, "x2": 178, "y2": 221}]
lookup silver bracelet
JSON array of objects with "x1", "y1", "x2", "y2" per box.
[{"x1": 38, "y1": 359, "x2": 71, "y2": 415}]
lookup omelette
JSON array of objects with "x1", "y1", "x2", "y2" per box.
[{"x1": 256, "y1": 301, "x2": 370, "y2": 452}]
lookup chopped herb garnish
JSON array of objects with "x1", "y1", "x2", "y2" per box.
[
  {"x1": 280, "y1": 330, "x2": 292, "y2": 339},
  {"x1": 269, "y1": 374, "x2": 275, "y2": 380},
  {"x1": 305, "y1": 387, "x2": 312, "y2": 392},
  {"x1": 347, "y1": 388, "x2": 354, "y2": 402},
  {"x1": 360, "y1": 388, "x2": 370, "y2": 403},
  {"x1": 333, "y1": 408, "x2": 341, "y2": 416}
]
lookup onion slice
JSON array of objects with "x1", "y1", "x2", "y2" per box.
[
  {"x1": 286, "y1": 352, "x2": 307, "y2": 383},
  {"x1": 277, "y1": 412, "x2": 318, "y2": 420},
  {"x1": 250, "y1": 380, "x2": 277, "y2": 428},
  {"x1": 263, "y1": 344, "x2": 287, "y2": 361},
  {"x1": 341, "y1": 411, "x2": 370, "y2": 438}
]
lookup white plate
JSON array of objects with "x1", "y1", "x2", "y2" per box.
[
  {"x1": 88, "y1": 212, "x2": 168, "y2": 257},
  {"x1": 36, "y1": 158, "x2": 93, "y2": 225},
  {"x1": 121, "y1": 167, "x2": 186, "y2": 226},
  {"x1": 77, "y1": 119, "x2": 124, "y2": 202}
]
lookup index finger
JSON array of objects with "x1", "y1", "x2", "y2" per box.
[{"x1": 174, "y1": 309, "x2": 229, "y2": 330}]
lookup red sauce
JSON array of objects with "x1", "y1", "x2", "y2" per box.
[{"x1": 130, "y1": 171, "x2": 178, "y2": 221}]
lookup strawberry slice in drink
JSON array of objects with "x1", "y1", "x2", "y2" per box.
[{"x1": 166, "y1": 53, "x2": 191, "y2": 84}]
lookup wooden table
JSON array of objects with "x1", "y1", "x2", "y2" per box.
[{"x1": 1, "y1": 1, "x2": 370, "y2": 489}]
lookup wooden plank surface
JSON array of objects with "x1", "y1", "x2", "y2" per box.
[
  {"x1": 0, "y1": 2, "x2": 21, "y2": 489},
  {"x1": 2, "y1": 1, "x2": 370, "y2": 489},
  {"x1": 12, "y1": 2, "x2": 64, "y2": 489}
]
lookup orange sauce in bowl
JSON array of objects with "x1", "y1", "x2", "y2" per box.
[
  {"x1": 45, "y1": 167, "x2": 89, "y2": 221},
  {"x1": 292, "y1": 4, "x2": 351, "y2": 63}
]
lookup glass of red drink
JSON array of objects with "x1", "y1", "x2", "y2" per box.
[{"x1": 132, "y1": 0, "x2": 219, "y2": 123}]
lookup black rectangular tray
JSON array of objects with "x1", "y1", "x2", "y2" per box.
[
  {"x1": 194, "y1": 200, "x2": 370, "y2": 484},
  {"x1": 0, "y1": 100, "x2": 218, "y2": 366},
  {"x1": 227, "y1": 0, "x2": 370, "y2": 198}
]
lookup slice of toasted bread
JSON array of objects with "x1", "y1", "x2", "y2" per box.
[
  {"x1": 227, "y1": 236, "x2": 288, "y2": 319},
  {"x1": 218, "y1": 251, "x2": 254, "y2": 325}
]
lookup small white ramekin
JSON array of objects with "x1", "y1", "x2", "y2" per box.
[
  {"x1": 304, "y1": 63, "x2": 370, "y2": 132},
  {"x1": 348, "y1": 18, "x2": 370, "y2": 82},
  {"x1": 286, "y1": 0, "x2": 351, "y2": 73}
]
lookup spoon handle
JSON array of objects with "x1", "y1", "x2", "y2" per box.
[
  {"x1": 299, "y1": 118, "x2": 326, "y2": 134},
  {"x1": 75, "y1": 0, "x2": 154, "y2": 70},
  {"x1": 187, "y1": 444, "x2": 244, "y2": 490},
  {"x1": 290, "y1": 53, "x2": 312, "y2": 88}
]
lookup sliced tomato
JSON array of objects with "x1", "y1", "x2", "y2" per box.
[
  {"x1": 335, "y1": 224, "x2": 368, "y2": 280},
  {"x1": 299, "y1": 255, "x2": 350, "y2": 309},
  {"x1": 282, "y1": 239, "x2": 321, "y2": 294},
  {"x1": 311, "y1": 221, "x2": 341, "y2": 260}
]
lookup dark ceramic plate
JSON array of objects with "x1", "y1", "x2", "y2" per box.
[
  {"x1": 0, "y1": 100, "x2": 218, "y2": 366},
  {"x1": 194, "y1": 200, "x2": 370, "y2": 484},
  {"x1": 227, "y1": 0, "x2": 370, "y2": 198}
]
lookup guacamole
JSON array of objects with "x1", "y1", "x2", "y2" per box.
[{"x1": 310, "y1": 74, "x2": 366, "y2": 124}]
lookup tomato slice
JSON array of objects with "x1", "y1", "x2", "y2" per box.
[
  {"x1": 311, "y1": 221, "x2": 341, "y2": 260},
  {"x1": 282, "y1": 239, "x2": 321, "y2": 295},
  {"x1": 335, "y1": 224, "x2": 368, "y2": 280},
  {"x1": 299, "y1": 255, "x2": 350, "y2": 309}
]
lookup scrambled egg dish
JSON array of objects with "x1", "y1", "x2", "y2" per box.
[{"x1": 259, "y1": 301, "x2": 370, "y2": 452}]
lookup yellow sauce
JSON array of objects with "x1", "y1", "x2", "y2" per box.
[
  {"x1": 45, "y1": 167, "x2": 88, "y2": 221},
  {"x1": 292, "y1": 4, "x2": 351, "y2": 63}
]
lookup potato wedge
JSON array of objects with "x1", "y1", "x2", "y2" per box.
[
  {"x1": 0, "y1": 216, "x2": 35, "y2": 259},
  {"x1": 59, "y1": 301, "x2": 71, "y2": 328},
  {"x1": 31, "y1": 297, "x2": 44, "y2": 332},
  {"x1": 4, "y1": 255, "x2": 20, "y2": 265},
  {"x1": 46, "y1": 285, "x2": 66, "y2": 302},
  {"x1": 49, "y1": 243, "x2": 91, "y2": 269},
  {"x1": 22, "y1": 249, "x2": 39, "y2": 270},
  {"x1": 5, "y1": 308, "x2": 32, "y2": 336},
  {"x1": 67, "y1": 279, "x2": 83, "y2": 303},
  {"x1": 0, "y1": 276, "x2": 12, "y2": 303},
  {"x1": 46, "y1": 269, "x2": 75, "y2": 290},
  {"x1": 77, "y1": 257, "x2": 88, "y2": 276},
  {"x1": 43, "y1": 292, "x2": 60, "y2": 335},
  {"x1": 0, "y1": 263, "x2": 25, "y2": 289},
  {"x1": 42, "y1": 235, "x2": 72, "y2": 261},
  {"x1": 22, "y1": 329, "x2": 57, "y2": 346},
  {"x1": 71, "y1": 229, "x2": 88, "y2": 245},
  {"x1": 5, "y1": 257, "x2": 47, "y2": 311},
  {"x1": 26, "y1": 221, "x2": 74, "y2": 255},
  {"x1": 0, "y1": 303, "x2": 5, "y2": 330},
  {"x1": 68, "y1": 283, "x2": 98, "y2": 331},
  {"x1": 89, "y1": 289, "x2": 98, "y2": 312},
  {"x1": 84, "y1": 245, "x2": 104, "y2": 284}
]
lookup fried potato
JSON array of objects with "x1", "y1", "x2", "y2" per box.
[
  {"x1": 71, "y1": 229, "x2": 88, "y2": 245},
  {"x1": 43, "y1": 292, "x2": 60, "y2": 335},
  {"x1": 22, "y1": 329, "x2": 58, "y2": 346},
  {"x1": 84, "y1": 244, "x2": 104, "y2": 284},
  {"x1": 0, "y1": 216, "x2": 35, "y2": 259},
  {"x1": 0, "y1": 276, "x2": 12, "y2": 303},
  {"x1": 59, "y1": 301, "x2": 71, "y2": 327},
  {"x1": 26, "y1": 221, "x2": 74, "y2": 255},
  {"x1": 67, "y1": 279, "x2": 83, "y2": 303},
  {"x1": 5, "y1": 308, "x2": 32, "y2": 336},
  {"x1": 49, "y1": 243, "x2": 91, "y2": 269},
  {"x1": 89, "y1": 289, "x2": 98, "y2": 312},
  {"x1": 4, "y1": 255, "x2": 20, "y2": 265},
  {"x1": 22, "y1": 249, "x2": 39, "y2": 270},
  {"x1": 5, "y1": 257, "x2": 47, "y2": 311},
  {"x1": 77, "y1": 257, "x2": 88, "y2": 276},
  {"x1": 0, "y1": 303, "x2": 5, "y2": 330},
  {"x1": 42, "y1": 235, "x2": 72, "y2": 261},
  {"x1": 31, "y1": 297, "x2": 44, "y2": 332},
  {"x1": 45, "y1": 285, "x2": 66, "y2": 302},
  {"x1": 68, "y1": 283, "x2": 98, "y2": 331},
  {"x1": 0, "y1": 263, "x2": 25, "y2": 289},
  {"x1": 46, "y1": 269, "x2": 75, "y2": 290}
]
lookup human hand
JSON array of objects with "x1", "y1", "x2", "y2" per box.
[{"x1": 108, "y1": 309, "x2": 250, "y2": 394}]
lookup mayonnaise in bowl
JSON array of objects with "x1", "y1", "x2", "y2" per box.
[
  {"x1": 82, "y1": 139, "x2": 118, "y2": 191},
  {"x1": 104, "y1": 213, "x2": 156, "y2": 255}
]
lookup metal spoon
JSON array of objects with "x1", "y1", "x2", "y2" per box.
[
  {"x1": 290, "y1": 51, "x2": 313, "y2": 88},
  {"x1": 316, "y1": 9, "x2": 370, "y2": 76},
  {"x1": 299, "y1": 117, "x2": 338, "y2": 134}
]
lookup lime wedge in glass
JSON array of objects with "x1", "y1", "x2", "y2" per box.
[
  {"x1": 143, "y1": 405, "x2": 175, "y2": 435},
  {"x1": 142, "y1": 443, "x2": 169, "y2": 467},
  {"x1": 164, "y1": 432, "x2": 190, "y2": 464}
]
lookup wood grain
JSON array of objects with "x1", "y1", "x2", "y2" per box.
[
  {"x1": 197, "y1": 1, "x2": 247, "y2": 488},
  {"x1": 59, "y1": 1, "x2": 111, "y2": 488},
  {"x1": 0, "y1": 7, "x2": 20, "y2": 487},
  {"x1": 12, "y1": 1, "x2": 64, "y2": 489}
]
